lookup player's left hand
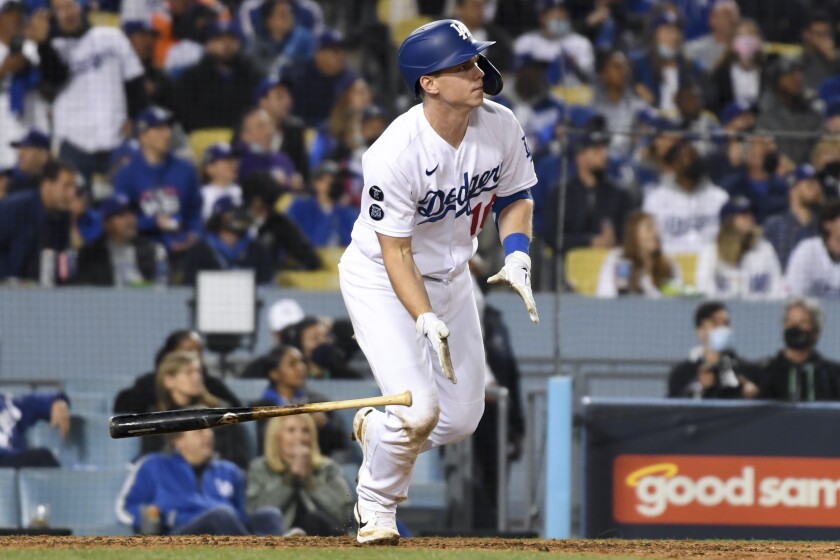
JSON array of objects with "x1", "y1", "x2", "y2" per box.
[{"x1": 488, "y1": 251, "x2": 539, "y2": 324}]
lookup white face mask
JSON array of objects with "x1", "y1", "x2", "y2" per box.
[
  {"x1": 708, "y1": 326, "x2": 733, "y2": 353},
  {"x1": 546, "y1": 18, "x2": 571, "y2": 38}
]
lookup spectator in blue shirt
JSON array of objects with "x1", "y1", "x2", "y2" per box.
[
  {"x1": 0, "y1": 159, "x2": 76, "y2": 282},
  {"x1": 117, "y1": 426, "x2": 285, "y2": 535},
  {"x1": 0, "y1": 391, "x2": 70, "y2": 468},
  {"x1": 183, "y1": 196, "x2": 274, "y2": 285},
  {"x1": 286, "y1": 160, "x2": 358, "y2": 248},
  {"x1": 764, "y1": 165, "x2": 824, "y2": 270},
  {"x1": 246, "y1": 0, "x2": 315, "y2": 77},
  {"x1": 113, "y1": 107, "x2": 202, "y2": 258},
  {"x1": 288, "y1": 29, "x2": 355, "y2": 127},
  {"x1": 6, "y1": 130, "x2": 51, "y2": 196}
]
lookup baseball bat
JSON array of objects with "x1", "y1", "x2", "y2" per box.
[{"x1": 109, "y1": 391, "x2": 412, "y2": 439}]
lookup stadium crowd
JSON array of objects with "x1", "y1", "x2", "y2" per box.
[{"x1": 0, "y1": 0, "x2": 836, "y2": 298}]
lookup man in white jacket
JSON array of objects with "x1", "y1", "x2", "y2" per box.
[
  {"x1": 786, "y1": 201, "x2": 840, "y2": 298},
  {"x1": 643, "y1": 139, "x2": 729, "y2": 255}
]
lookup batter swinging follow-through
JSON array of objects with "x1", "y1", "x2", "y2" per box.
[{"x1": 338, "y1": 18, "x2": 539, "y2": 545}]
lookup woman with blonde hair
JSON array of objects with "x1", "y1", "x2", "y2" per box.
[
  {"x1": 246, "y1": 414, "x2": 353, "y2": 536},
  {"x1": 597, "y1": 211, "x2": 681, "y2": 297},
  {"x1": 695, "y1": 197, "x2": 784, "y2": 299}
]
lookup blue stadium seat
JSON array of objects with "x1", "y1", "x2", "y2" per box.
[
  {"x1": 225, "y1": 378, "x2": 267, "y2": 403},
  {"x1": 25, "y1": 414, "x2": 140, "y2": 468},
  {"x1": 0, "y1": 469, "x2": 19, "y2": 528},
  {"x1": 18, "y1": 467, "x2": 133, "y2": 535}
]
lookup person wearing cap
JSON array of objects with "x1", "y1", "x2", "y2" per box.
[
  {"x1": 200, "y1": 142, "x2": 242, "y2": 223},
  {"x1": 786, "y1": 200, "x2": 840, "y2": 298},
  {"x1": 684, "y1": 0, "x2": 740, "y2": 72},
  {"x1": 630, "y1": 10, "x2": 703, "y2": 111},
  {"x1": 801, "y1": 11, "x2": 840, "y2": 92},
  {"x1": 288, "y1": 27, "x2": 355, "y2": 127},
  {"x1": 512, "y1": 0, "x2": 594, "y2": 85},
  {"x1": 286, "y1": 159, "x2": 358, "y2": 248},
  {"x1": 718, "y1": 100, "x2": 757, "y2": 133},
  {"x1": 246, "y1": 0, "x2": 315, "y2": 77},
  {"x1": 545, "y1": 127, "x2": 632, "y2": 253},
  {"x1": 183, "y1": 196, "x2": 273, "y2": 285},
  {"x1": 0, "y1": 159, "x2": 75, "y2": 282},
  {"x1": 592, "y1": 49, "x2": 648, "y2": 157},
  {"x1": 695, "y1": 196, "x2": 784, "y2": 299},
  {"x1": 34, "y1": 0, "x2": 147, "y2": 189},
  {"x1": 236, "y1": 107, "x2": 300, "y2": 190},
  {"x1": 764, "y1": 164, "x2": 824, "y2": 270},
  {"x1": 254, "y1": 76, "x2": 309, "y2": 181},
  {"x1": 74, "y1": 194, "x2": 165, "y2": 286},
  {"x1": 719, "y1": 133, "x2": 789, "y2": 223},
  {"x1": 0, "y1": 0, "x2": 49, "y2": 170},
  {"x1": 6, "y1": 129, "x2": 50, "y2": 195},
  {"x1": 643, "y1": 139, "x2": 729, "y2": 255},
  {"x1": 756, "y1": 56, "x2": 822, "y2": 164},
  {"x1": 113, "y1": 106, "x2": 202, "y2": 261},
  {"x1": 123, "y1": 19, "x2": 174, "y2": 112},
  {"x1": 173, "y1": 19, "x2": 260, "y2": 132}
]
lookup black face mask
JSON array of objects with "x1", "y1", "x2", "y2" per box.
[
  {"x1": 784, "y1": 327, "x2": 816, "y2": 351},
  {"x1": 591, "y1": 168, "x2": 607, "y2": 183},
  {"x1": 683, "y1": 158, "x2": 706, "y2": 183},
  {"x1": 762, "y1": 152, "x2": 779, "y2": 175}
]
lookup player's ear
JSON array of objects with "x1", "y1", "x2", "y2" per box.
[{"x1": 419, "y1": 75, "x2": 438, "y2": 96}]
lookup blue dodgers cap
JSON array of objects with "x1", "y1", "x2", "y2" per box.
[
  {"x1": 204, "y1": 20, "x2": 241, "y2": 42},
  {"x1": 211, "y1": 195, "x2": 240, "y2": 217},
  {"x1": 99, "y1": 194, "x2": 133, "y2": 220},
  {"x1": 719, "y1": 196, "x2": 753, "y2": 220},
  {"x1": 720, "y1": 101, "x2": 757, "y2": 126},
  {"x1": 202, "y1": 142, "x2": 236, "y2": 166},
  {"x1": 786, "y1": 163, "x2": 817, "y2": 187},
  {"x1": 253, "y1": 76, "x2": 293, "y2": 102},
  {"x1": 362, "y1": 104, "x2": 388, "y2": 123},
  {"x1": 316, "y1": 28, "x2": 346, "y2": 50},
  {"x1": 10, "y1": 129, "x2": 50, "y2": 150},
  {"x1": 135, "y1": 106, "x2": 174, "y2": 134},
  {"x1": 122, "y1": 19, "x2": 157, "y2": 36},
  {"x1": 652, "y1": 10, "x2": 681, "y2": 31}
]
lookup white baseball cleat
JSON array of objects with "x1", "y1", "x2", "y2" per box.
[{"x1": 354, "y1": 502, "x2": 400, "y2": 546}]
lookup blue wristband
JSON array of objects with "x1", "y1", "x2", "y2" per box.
[{"x1": 502, "y1": 233, "x2": 530, "y2": 256}]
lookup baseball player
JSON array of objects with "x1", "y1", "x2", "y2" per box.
[{"x1": 338, "y1": 19, "x2": 539, "y2": 545}]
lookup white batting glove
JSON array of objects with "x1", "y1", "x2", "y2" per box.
[
  {"x1": 416, "y1": 312, "x2": 457, "y2": 384},
  {"x1": 487, "y1": 251, "x2": 539, "y2": 324}
]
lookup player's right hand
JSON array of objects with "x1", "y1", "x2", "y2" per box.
[{"x1": 416, "y1": 312, "x2": 457, "y2": 384}]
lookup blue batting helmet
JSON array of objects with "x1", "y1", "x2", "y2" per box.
[{"x1": 398, "y1": 19, "x2": 503, "y2": 98}]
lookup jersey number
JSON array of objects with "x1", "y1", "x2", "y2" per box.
[{"x1": 470, "y1": 195, "x2": 496, "y2": 236}]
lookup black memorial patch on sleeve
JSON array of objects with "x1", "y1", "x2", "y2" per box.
[
  {"x1": 369, "y1": 185, "x2": 384, "y2": 201},
  {"x1": 369, "y1": 204, "x2": 384, "y2": 221}
]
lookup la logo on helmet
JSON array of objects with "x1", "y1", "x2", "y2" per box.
[{"x1": 450, "y1": 21, "x2": 471, "y2": 40}]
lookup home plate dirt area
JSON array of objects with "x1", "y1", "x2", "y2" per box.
[{"x1": 2, "y1": 536, "x2": 840, "y2": 559}]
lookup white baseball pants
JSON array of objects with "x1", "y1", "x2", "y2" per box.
[{"x1": 339, "y1": 245, "x2": 485, "y2": 513}]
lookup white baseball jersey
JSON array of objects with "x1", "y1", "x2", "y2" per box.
[
  {"x1": 51, "y1": 27, "x2": 144, "y2": 152},
  {"x1": 0, "y1": 39, "x2": 49, "y2": 168},
  {"x1": 349, "y1": 99, "x2": 537, "y2": 280},
  {"x1": 695, "y1": 239, "x2": 784, "y2": 299},
  {"x1": 786, "y1": 238, "x2": 840, "y2": 298},
  {"x1": 642, "y1": 178, "x2": 729, "y2": 255}
]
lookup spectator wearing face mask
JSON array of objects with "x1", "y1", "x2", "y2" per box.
[
  {"x1": 719, "y1": 134, "x2": 789, "y2": 224},
  {"x1": 513, "y1": 0, "x2": 595, "y2": 85},
  {"x1": 758, "y1": 297, "x2": 840, "y2": 401},
  {"x1": 764, "y1": 165, "x2": 824, "y2": 270},
  {"x1": 286, "y1": 160, "x2": 358, "y2": 248},
  {"x1": 630, "y1": 12, "x2": 703, "y2": 111},
  {"x1": 643, "y1": 139, "x2": 729, "y2": 255},
  {"x1": 544, "y1": 129, "x2": 632, "y2": 253},
  {"x1": 705, "y1": 19, "x2": 768, "y2": 115},
  {"x1": 668, "y1": 300, "x2": 760, "y2": 399},
  {"x1": 183, "y1": 196, "x2": 273, "y2": 285},
  {"x1": 695, "y1": 197, "x2": 784, "y2": 299},
  {"x1": 786, "y1": 200, "x2": 840, "y2": 299}
]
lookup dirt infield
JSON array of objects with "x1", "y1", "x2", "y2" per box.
[{"x1": 2, "y1": 536, "x2": 840, "y2": 558}]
